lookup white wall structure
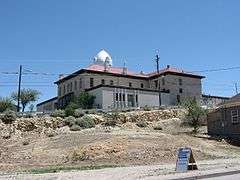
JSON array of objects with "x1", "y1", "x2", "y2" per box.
[{"x1": 87, "y1": 85, "x2": 170, "y2": 110}]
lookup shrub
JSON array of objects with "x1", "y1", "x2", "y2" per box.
[
  {"x1": 1, "y1": 129, "x2": 11, "y2": 139},
  {"x1": 143, "y1": 105, "x2": 151, "y2": 111},
  {"x1": 76, "y1": 92, "x2": 95, "y2": 109},
  {"x1": 74, "y1": 109, "x2": 85, "y2": 118},
  {"x1": 85, "y1": 109, "x2": 97, "y2": 114},
  {"x1": 105, "y1": 111, "x2": 119, "y2": 120},
  {"x1": 136, "y1": 121, "x2": 148, "y2": 128},
  {"x1": 70, "y1": 124, "x2": 81, "y2": 131},
  {"x1": 103, "y1": 111, "x2": 120, "y2": 126},
  {"x1": 153, "y1": 125, "x2": 163, "y2": 130},
  {"x1": 104, "y1": 119, "x2": 117, "y2": 127},
  {"x1": 76, "y1": 115, "x2": 95, "y2": 129},
  {"x1": 182, "y1": 98, "x2": 207, "y2": 133},
  {"x1": 0, "y1": 97, "x2": 15, "y2": 113},
  {"x1": 2, "y1": 110, "x2": 17, "y2": 124},
  {"x1": 16, "y1": 112, "x2": 23, "y2": 118},
  {"x1": 65, "y1": 102, "x2": 78, "y2": 117},
  {"x1": 64, "y1": 116, "x2": 76, "y2": 127},
  {"x1": 51, "y1": 110, "x2": 65, "y2": 118},
  {"x1": 23, "y1": 113, "x2": 34, "y2": 118}
]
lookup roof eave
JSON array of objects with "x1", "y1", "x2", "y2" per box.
[{"x1": 149, "y1": 72, "x2": 205, "y2": 79}]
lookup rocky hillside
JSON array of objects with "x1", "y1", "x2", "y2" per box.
[{"x1": 1, "y1": 108, "x2": 239, "y2": 173}]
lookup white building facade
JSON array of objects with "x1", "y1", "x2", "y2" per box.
[{"x1": 37, "y1": 50, "x2": 205, "y2": 111}]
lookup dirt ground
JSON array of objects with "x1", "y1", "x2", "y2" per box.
[{"x1": 1, "y1": 121, "x2": 240, "y2": 173}]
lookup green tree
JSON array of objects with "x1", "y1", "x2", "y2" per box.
[
  {"x1": 182, "y1": 98, "x2": 206, "y2": 133},
  {"x1": 65, "y1": 102, "x2": 78, "y2": 117},
  {"x1": 76, "y1": 92, "x2": 95, "y2": 109},
  {"x1": 11, "y1": 88, "x2": 40, "y2": 112},
  {"x1": 0, "y1": 97, "x2": 15, "y2": 113}
]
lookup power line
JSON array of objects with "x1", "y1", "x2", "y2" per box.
[
  {"x1": 191, "y1": 66, "x2": 240, "y2": 73},
  {"x1": 0, "y1": 84, "x2": 56, "y2": 87},
  {"x1": 1, "y1": 65, "x2": 240, "y2": 77}
]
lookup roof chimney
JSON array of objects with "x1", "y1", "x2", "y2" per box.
[{"x1": 122, "y1": 61, "x2": 127, "y2": 75}]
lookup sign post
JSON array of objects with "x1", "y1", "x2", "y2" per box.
[{"x1": 176, "y1": 147, "x2": 198, "y2": 172}]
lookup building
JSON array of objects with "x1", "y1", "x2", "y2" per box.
[
  {"x1": 37, "y1": 50, "x2": 205, "y2": 111},
  {"x1": 36, "y1": 97, "x2": 58, "y2": 112},
  {"x1": 201, "y1": 94, "x2": 230, "y2": 108},
  {"x1": 207, "y1": 94, "x2": 240, "y2": 138}
]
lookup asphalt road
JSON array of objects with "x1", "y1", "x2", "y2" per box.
[
  {"x1": 1, "y1": 159, "x2": 240, "y2": 180},
  {"x1": 173, "y1": 170, "x2": 240, "y2": 180},
  {"x1": 205, "y1": 174, "x2": 240, "y2": 180}
]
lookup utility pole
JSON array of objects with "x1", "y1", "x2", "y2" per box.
[
  {"x1": 235, "y1": 83, "x2": 238, "y2": 95},
  {"x1": 155, "y1": 53, "x2": 161, "y2": 107},
  {"x1": 17, "y1": 65, "x2": 22, "y2": 112}
]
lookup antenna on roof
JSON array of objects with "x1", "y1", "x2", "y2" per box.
[
  {"x1": 235, "y1": 83, "x2": 238, "y2": 94},
  {"x1": 155, "y1": 50, "x2": 160, "y2": 74}
]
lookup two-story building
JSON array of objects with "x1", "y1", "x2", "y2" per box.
[{"x1": 37, "y1": 50, "x2": 205, "y2": 111}]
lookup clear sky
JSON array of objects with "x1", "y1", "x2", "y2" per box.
[{"x1": 0, "y1": 0, "x2": 240, "y2": 109}]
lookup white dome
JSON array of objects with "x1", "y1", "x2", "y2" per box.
[{"x1": 93, "y1": 49, "x2": 112, "y2": 66}]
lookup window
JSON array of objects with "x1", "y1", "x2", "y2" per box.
[
  {"x1": 70, "y1": 82, "x2": 73, "y2": 91},
  {"x1": 67, "y1": 84, "x2": 70, "y2": 92},
  {"x1": 123, "y1": 94, "x2": 125, "y2": 101},
  {"x1": 154, "y1": 80, "x2": 158, "y2": 89},
  {"x1": 119, "y1": 93, "x2": 122, "y2": 101},
  {"x1": 74, "y1": 81, "x2": 77, "y2": 90},
  {"x1": 101, "y1": 79, "x2": 105, "y2": 85},
  {"x1": 110, "y1": 80, "x2": 114, "y2": 86},
  {"x1": 90, "y1": 78, "x2": 94, "y2": 87},
  {"x1": 136, "y1": 94, "x2": 138, "y2": 103},
  {"x1": 179, "y1": 88, "x2": 183, "y2": 93},
  {"x1": 231, "y1": 110, "x2": 239, "y2": 124},
  {"x1": 63, "y1": 85, "x2": 66, "y2": 94},
  {"x1": 79, "y1": 78, "x2": 82, "y2": 89},
  {"x1": 162, "y1": 78, "x2": 165, "y2": 86},
  {"x1": 141, "y1": 83, "x2": 144, "y2": 88},
  {"x1": 179, "y1": 78, "x2": 183, "y2": 86},
  {"x1": 129, "y1": 82, "x2": 132, "y2": 87},
  {"x1": 59, "y1": 87, "x2": 62, "y2": 96},
  {"x1": 116, "y1": 93, "x2": 118, "y2": 101}
]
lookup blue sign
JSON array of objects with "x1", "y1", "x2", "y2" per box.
[{"x1": 176, "y1": 147, "x2": 193, "y2": 172}]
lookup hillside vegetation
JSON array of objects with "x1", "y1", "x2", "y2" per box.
[{"x1": 1, "y1": 108, "x2": 240, "y2": 173}]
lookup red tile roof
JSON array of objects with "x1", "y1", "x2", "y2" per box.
[
  {"x1": 84, "y1": 64, "x2": 148, "y2": 78},
  {"x1": 55, "y1": 64, "x2": 204, "y2": 84},
  {"x1": 85, "y1": 64, "x2": 204, "y2": 78}
]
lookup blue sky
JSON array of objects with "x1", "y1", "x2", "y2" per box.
[{"x1": 0, "y1": 0, "x2": 240, "y2": 108}]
